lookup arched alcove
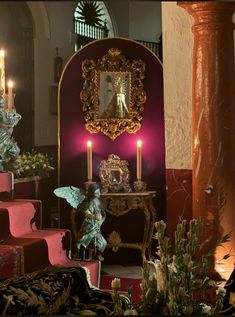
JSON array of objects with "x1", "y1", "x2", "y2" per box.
[
  {"x1": 58, "y1": 37, "x2": 166, "y2": 264},
  {"x1": 26, "y1": 2, "x2": 50, "y2": 39}
]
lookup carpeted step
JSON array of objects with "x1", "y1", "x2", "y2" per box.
[
  {"x1": 0, "y1": 208, "x2": 51, "y2": 274},
  {"x1": 0, "y1": 245, "x2": 23, "y2": 279},
  {"x1": 0, "y1": 205, "x2": 71, "y2": 267},
  {"x1": 0, "y1": 204, "x2": 62, "y2": 270},
  {"x1": 18, "y1": 229, "x2": 71, "y2": 265},
  {"x1": 0, "y1": 172, "x2": 13, "y2": 194},
  {"x1": 60, "y1": 259, "x2": 101, "y2": 288},
  {"x1": 0, "y1": 203, "x2": 101, "y2": 287},
  {"x1": 2, "y1": 237, "x2": 51, "y2": 274},
  {"x1": 0, "y1": 201, "x2": 38, "y2": 236}
]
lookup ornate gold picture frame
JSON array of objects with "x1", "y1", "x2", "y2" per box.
[
  {"x1": 99, "y1": 154, "x2": 132, "y2": 193},
  {"x1": 80, "y1": 48, "x2": 146, "y2": 140}
]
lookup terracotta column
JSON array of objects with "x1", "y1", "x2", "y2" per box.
[{"x1": 178, "y1": 2, "x2": 235, "y2": 277}]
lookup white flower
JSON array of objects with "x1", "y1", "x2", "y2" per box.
[
  {"x1": 156, "y1": 262, "x2": 165, "y2": 292},
  {"x1": 168, "y1": 263, "x2": 177, "y2": 273},
  {"x1": 111, "y1": 277, "x2": 121, "y2": 289},
  {"x1": 216, "y1": 287, "x2": 226, "y2": 297},
  {"x1": 183, "y1": 253, "x2": 191, "y2": 265},
  {"x1": 149, "y1": 272, "x2": 157, "y2": 281},
  {"x1": 124, "y1": 309, "x2": 138, "y2": 315},
  {"x1": 148, "y1": 260, "x2": 158, "y2": 278},
  {"x1": 145, "y1": 288, "x2": 151, "y2": 300},
  {"x1": 229, "y1": 292, "x2": 235, "y2": 307},
  {"x1": 183, "y1": 305, "x2": 194, "y2": 315},
  {"x1": 201, "y1": 303, "x2": 211, "y2": 314},
  {"x1": 79, "y1": 310, "x2": 97, "y2": 315}
]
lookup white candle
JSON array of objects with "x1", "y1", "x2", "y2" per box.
[
  {"x1": 0, "y1": 50, "x2": 5, "y2": 93},
  {"x1": 0, "y1": 67, "x2": 2, "y2": 92},
  {"x1": 87, "y1": 141, "x2": 93, "y2": 181},
  {"x1": 137, "y1": 140, "x2": 142, "y2": 181},
  {"x1": 7, "y1": 80, "x2": 14, "y2": 109}
]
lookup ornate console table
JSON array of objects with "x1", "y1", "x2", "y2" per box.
[{"x1": 101, "y1": 191, "x2": 156, "y2": 264}]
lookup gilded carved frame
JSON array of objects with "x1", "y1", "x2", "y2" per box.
[
  {"x1": 99, "y1": 154, "x2": 131, "y2": 193},
  {"x1": 80, "y1": 48, "x2": 146, "y2": 140}
]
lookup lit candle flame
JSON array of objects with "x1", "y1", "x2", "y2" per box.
[
  {"x1": 8, "y1": 80, "x2": 13, "y2": 88},
  {"x1": 137, "y1": 140, "x2": 142, "y2": 147},
  {"x1": 0, "y1": 50, "x2": 5, "y2": 57}
]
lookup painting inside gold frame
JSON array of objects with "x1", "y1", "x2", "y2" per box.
[
  {"x1": 80, "y1": 48, "x2": 146, "y2": 140},
  {"x1": 98, "y1": 71, "x2": 130, "y2": 119}
]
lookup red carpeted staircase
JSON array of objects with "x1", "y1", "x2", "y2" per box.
[{"x1": 0, "y1": 172, "x2": 100, "y2": 287}]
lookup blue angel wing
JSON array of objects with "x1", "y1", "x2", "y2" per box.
[{"x1": 53, "y1": 186, "x2": 85, "y2": 208}]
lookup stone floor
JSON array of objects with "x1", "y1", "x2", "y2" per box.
[{"x1": 101, "y1": 265, "x2": 142, "y2": 279}]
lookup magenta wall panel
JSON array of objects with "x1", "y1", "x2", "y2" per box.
[{"x1": 59, "y1": 38, "x2": 166, "y2": 228}]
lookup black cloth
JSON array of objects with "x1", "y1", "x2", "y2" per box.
[{"x1": 0, "y1": 265, "x2": 128, "y2": 315}]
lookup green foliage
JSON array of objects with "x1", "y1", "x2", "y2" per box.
[
  {"x1": 137, "y1": 218, "x2": 230, "y2": 316},
  {"x1": 3, "y1": 149, "x2": 54, "y2": 178},
  {"x1": 112, "y1": 218, "x2": 230, "y2": 316}
]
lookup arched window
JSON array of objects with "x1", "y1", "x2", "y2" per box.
[{"x1": 74, "y1": 1, "x2": 114, "y2": 51}]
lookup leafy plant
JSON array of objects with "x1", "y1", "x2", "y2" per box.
[{"x1": 3, "y1": 149, "x2": 54, "y2": 178}]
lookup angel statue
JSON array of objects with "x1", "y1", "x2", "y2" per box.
[
  {"x1": 54, "y1": 182, "x2": 107, "y2": 261},
  {"x1": 0, "y1": 94, "x2": 21, "y2": 168},
  {"x1": 101, "y1": 76, "x2": 129, "y2": 119}
]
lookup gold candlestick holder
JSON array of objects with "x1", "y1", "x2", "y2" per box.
[
  {"x1": 133, "y1": 180, "x2": 147, "y2": 192},
  {"x1": 84, "y1": 180, "x2": 96, "y2": 191}
]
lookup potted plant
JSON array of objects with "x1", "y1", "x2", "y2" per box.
[
  {"x1": 3, "y1": 149, "x2": 54, "y2": 179},
  {"x1": 3, "y1": 149, "x2": 55, "y2": 201}
]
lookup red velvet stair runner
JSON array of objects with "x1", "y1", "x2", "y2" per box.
[
  {"x1": 1, "y1": 201, "x2": 39, "y2": 235},
  {"x1": 0, "y1": 201, "x2": 100, "y2": 287},
  {"x1": 0, "y1": 245, "x2": 24, "y2": 280},
  {"x1": 0, "y1": 172, "x2": 13, "y2": 194},
  {"x1": 0, "y1": 207, "x2": 51, "y2": 274},
  {"x1": 64, "y1": 259, "x2": 101, "y2": 288}
]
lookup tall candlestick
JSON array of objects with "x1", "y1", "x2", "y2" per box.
[
  {"x1": 7, "y1": 80, "x2": 14, "y2": 110},
  {"x1": 0, "y1": 50, "x2": 5, "y2": 94},
  {"x1": 137, "y1": 140, "x2": 142, "y2": 181},
  {"x1": 87, "y1": 141, "x2": 93, "y2": 181}
]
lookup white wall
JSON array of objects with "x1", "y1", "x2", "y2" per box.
[
  {"x1": 44, "y1": 1, "x2": 77, "y2": 63},
  {"x1": 27, "y1": 1, "x2": 76, "y2": 146},
  {"x1": 162, "y1": 1, "x2": 193, "y2": 169},
  {"x1": 129, "y1": 1, "x2": 162, "y2": 42},
  {"x1": 105, "y1": 1, "x2": 130, "y2": 37}
]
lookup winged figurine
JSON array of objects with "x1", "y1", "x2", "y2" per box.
[
  {"x1": 53, "y1": 186, "x2": 85, "y2": 209},
  {"x1": 53, "y1": 183, "x2": 107, "y2": 261}
]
